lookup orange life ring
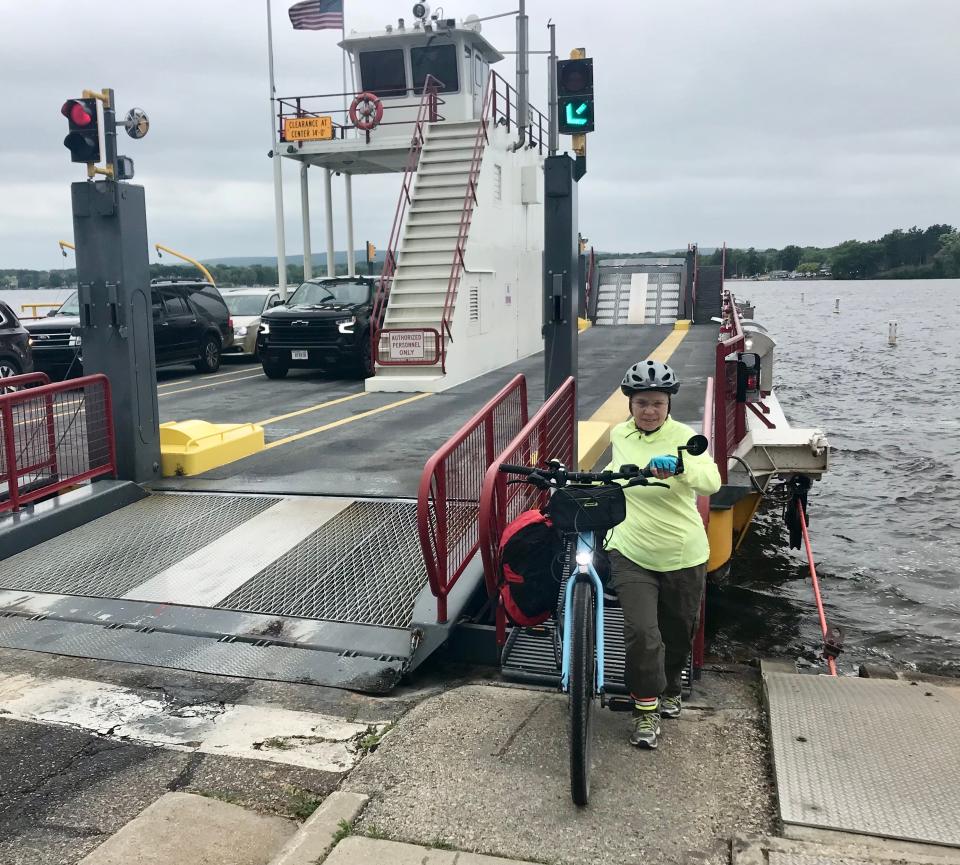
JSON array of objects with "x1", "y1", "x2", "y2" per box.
[{"x1": 349, "y1": 92, "x2": 383, "y2": 131}]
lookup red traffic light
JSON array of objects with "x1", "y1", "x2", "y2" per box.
[
  {"x1": 62, "y1": 99, "x2": 93, "y2": 127},
  {"x1": 61, "y1": 97, "x2": 101, "y2": 164}
]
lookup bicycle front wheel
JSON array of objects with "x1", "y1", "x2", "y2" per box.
[{"x1": 569, "y1": 578, "x2": 596, "y2": 807}]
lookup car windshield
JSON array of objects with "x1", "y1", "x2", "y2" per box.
[
  {"x1": 289, "y1": 281, "x2": 370, "y2": 306},
  {"x1": 223, "y1": 293, "x2": 269, "y2": 316},
  {"x1": 58, "y1": 291, "x2": 80, "y2": 316}
]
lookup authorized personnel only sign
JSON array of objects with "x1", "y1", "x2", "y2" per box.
[
  {"x1": 388, "y1": 331, "x2": 426, "y2": 360},
  {"x1": 283, "y1": 116, "x2": 333, "y2": 141}
]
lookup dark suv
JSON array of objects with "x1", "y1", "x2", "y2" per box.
[
  {"x1": 257, "y1": 277, "x2": 376, "y2": 379},
  {"x1": 24, "y1": 280, "x2": 233, "y2": 379},
  {"x1": 0, "y1": 301, "x2": 33, "y2": 383}
]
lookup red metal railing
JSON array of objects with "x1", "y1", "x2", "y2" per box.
[
  {"x1": 276, "y1": 86, "x2": 446, "y2": 144},
  {"x1": 692, "y1": 375, "x2": 715, "y2": 673},
  {"x1": 478, "y1": 377, "x2": 577, "y2": 640},
  {"x1": 1, "y1": 374, "x2": 116, "y2": 514},
  {"x1": 1, "y1": 372, "x2": 51, "y2": 394},
  {"x1": 713, "y1": 291, "x2": 746, "y2": 482},
  {"x1": 417, "y1": 374, "x2": 529, "y2": 623},
  {"x1": 369, "y1": 76, "x2": 442, "y2": 362}
]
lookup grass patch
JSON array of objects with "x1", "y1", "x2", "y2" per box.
[
  {"x1": 356, "y1": 722, "x2": 394, "y2": 755},
  {"x1": 363, "y1": 824, "x2": 390, "y2": 840},
  {"x1": 284, "y1": 787, "x2": 324, "y2": 820},
  {"x1": 430, "y1": 838, "x2": 455, "y2": 850},
  {"x1": 330, "y1": 818, "x2": 353, "y2": 845},
  {"x1": 194, "y1": 789, "x2": 244, "y2": 806}
]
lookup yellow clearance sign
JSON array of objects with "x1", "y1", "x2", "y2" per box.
[{"x1": 284, "y1": 116, "x2": 333, "y2": 142}]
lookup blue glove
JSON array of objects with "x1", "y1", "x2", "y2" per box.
[{"x1": 648, "y1": 455, "x2": 679, "y2": 475}]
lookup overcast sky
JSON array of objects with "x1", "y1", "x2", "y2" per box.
[{"x1": 2, "y1": 0, "x2": 958, "y2": 270}]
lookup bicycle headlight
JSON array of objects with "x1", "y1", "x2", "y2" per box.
[
  {"x1": 337, "y1": 316, "x2": 356, "y2": 334},
  {"x1": 575, "y1": 551, "x2": 594, "y2": 566}
]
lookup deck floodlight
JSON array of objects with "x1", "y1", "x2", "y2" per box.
[{"x1": 412, "y1": 2, "x2": 430, "y2": 21}]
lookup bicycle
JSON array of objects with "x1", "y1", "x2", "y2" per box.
[{"x1": 499, "y1": 433, "x2": 709, "y2": 807}]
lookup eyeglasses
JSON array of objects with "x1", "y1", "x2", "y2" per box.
[{"x1": 631, "y1": 399, "x2": 668, "y2": 410}]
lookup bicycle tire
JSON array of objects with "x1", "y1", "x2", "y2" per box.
[{"x1": 569, "y1": 578, "x2": 596, "y2": 807}]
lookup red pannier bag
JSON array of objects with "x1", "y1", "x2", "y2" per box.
[{"x1": 498, "y1": 509, "x2": 561, "y2": 627}]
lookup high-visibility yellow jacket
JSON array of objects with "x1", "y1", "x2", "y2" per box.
[{"x1": 605, "y1": 415, "x2": 722, "y2": 572}]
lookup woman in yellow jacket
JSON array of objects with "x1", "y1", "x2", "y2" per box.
[{"x1": 604, "y1": 360, "x2": 721, "y2": 749}]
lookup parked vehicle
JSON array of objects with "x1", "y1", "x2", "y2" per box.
[
  {"x1": 0, "y1": 301, "x2": 34, "y2": 383},
  {"x1": 256, "y1": 277, "x2": 377, "y2": 379},
  {"x1": 24, "y1": 280, "x2": 234, "y2": 379},
  {"x1": 221, "y1": 288, "x2": 284, "y2": 357}
]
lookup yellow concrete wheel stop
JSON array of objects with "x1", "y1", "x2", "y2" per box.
[
  {"x1": 578, "y1": 317, "x2": 592, "y2": 332},
  {"x1": 160, "y1": 420, "x2": 265, "y2": 477},
  {"x1": 673, "y1": 320, "x2": 691, "y2": 331}
]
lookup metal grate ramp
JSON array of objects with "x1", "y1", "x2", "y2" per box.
[
  {"x1": 765, "y1": 672, "x2": 960, "y2": 848},
  {"x1": 217, "y1": 500, "x2": 426, "y2": 629},
  {"x1": 501, "y1": 605, "x2": 692, "y2": 695}
]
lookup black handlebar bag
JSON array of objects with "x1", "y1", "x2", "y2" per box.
[{"x1": 546, "y1": 484, "x2": 627, "y2": 533}]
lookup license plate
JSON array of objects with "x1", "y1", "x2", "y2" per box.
[{"x1": 291, "y1": 350, "x2": 308, "y2": 360}]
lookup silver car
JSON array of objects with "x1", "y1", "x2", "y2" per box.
[{"x1": 221, "y1": 288, "x2": 283, "y2": 356}]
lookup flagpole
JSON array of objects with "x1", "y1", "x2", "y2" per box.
[
  {"x1": 341, "y1": 8, "x2": 356, "y2": 276},
  {"x1": 266, "y1": 0, "x2": 289, "y2": 300}
]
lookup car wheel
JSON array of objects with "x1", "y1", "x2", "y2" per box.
[
  {"x1": 357, "y1": 331, "x2": 374, "y2": 378},
  {"x1": 0, "y1": 357, "x2": 22, "y2": 393},
  {"x1": 195, "y1": 335, "x2": 222, "y2": 373},
  {"x1": 262, "y1": 360, "x2": 289, "y2": 379}
]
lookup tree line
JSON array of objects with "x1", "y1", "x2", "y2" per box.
[
  {"x1": 704, "y1": 224, "x2": 960, "y2": 280},
  {"x1": 0, "y1": 259, "x2": 378, "y2": 291}
]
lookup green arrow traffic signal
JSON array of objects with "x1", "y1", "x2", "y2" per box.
[{"x1": 565, "y1": 102, "x2": 589, "y2": 126}]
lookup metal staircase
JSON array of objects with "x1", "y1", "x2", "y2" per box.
[{"x1": 375, "y1": 120, "x2": 481, "y2": 383}]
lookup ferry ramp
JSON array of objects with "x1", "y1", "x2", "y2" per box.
[{"x1": 0, "y1": 323, "x2": 718, "y2": 693}]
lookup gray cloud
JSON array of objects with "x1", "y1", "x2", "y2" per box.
[{"x1": 2, "y1": 0, "x2": 957, "y2": 269}]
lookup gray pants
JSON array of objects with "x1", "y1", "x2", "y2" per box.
[{"x1": 607, "y1": 550, "x2": 706, "y2": 699}]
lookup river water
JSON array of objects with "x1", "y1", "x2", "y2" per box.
[{"x1": 709, "y1": 279, "x2": 960, "y2": 677}]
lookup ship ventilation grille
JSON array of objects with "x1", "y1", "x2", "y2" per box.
[{"x1": 469, "y1": 286, "x2": 480, "y2": 322}]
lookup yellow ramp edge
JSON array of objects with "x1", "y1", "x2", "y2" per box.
[
  {"x1": 160, "y1": 420, "x2": 265, "y2": 477},
  {"x1": 577, "y1": 420, "x2": 610, "y2": 470}
]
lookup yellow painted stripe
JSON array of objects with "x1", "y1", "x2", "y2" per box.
[
  {"x1": 256, "y1": 391, "x2": 366, "y2": 426},
  {"x1": 157, "y1": 367, "x2": 260, "y2": 389},
  {"x1": 159, "y1": 372, "x2": 264, "y2": 397},
  {"x1": 264, "y1": 392, "x2": 433, "y2": 450}
]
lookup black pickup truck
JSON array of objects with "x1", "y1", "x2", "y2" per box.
[{"x1": 257, "y1": 277, "x2": 377, "y2": 379}]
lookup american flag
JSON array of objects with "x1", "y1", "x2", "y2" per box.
[{"x1": 288, "y1": 0, "x2": 343, "y2": 30}]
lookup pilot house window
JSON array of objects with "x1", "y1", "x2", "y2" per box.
[
  {"x1": 358, "y1": 49, "x2": 407, "y2": 98},
  {"x1": 411, "y1": 44, "x2": 459, "y2": 93}
]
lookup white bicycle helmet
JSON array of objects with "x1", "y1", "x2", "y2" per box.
[{"x1": 620, "y1": 359, "x2": 680, "y2": 396}]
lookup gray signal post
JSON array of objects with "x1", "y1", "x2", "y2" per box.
[
  {"x1": 543, "y1": 49, "x2": 592, "y2": 406},
  {"x1": 67, "y1": 87, "x2": 160, "y2": 482}
]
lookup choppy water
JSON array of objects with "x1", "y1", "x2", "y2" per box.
[{"x1": 709, "y1": 279, "x2": 960, "y2": 677}]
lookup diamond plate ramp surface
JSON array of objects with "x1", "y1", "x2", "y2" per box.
[
  {"x1": 765, "y1": 673, "x2": 960, "y2": 848},
  {"x1": 0, "y1": 493, "x2": 279, "y2": 598},
  {"x1": 217, "y1": 500, "x2": 426, "y2": 629}
]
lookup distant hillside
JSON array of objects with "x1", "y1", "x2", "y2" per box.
[{"x1": 203, "y1": 251, "x2": 385, "y2": 267}]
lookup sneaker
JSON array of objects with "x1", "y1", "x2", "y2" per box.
[
  {"x1": 660, "y1": 693, "x2": 682, "y2": 719},
  {"x1": 629, "y1": 710, "x2": 661, "y2": 749}
]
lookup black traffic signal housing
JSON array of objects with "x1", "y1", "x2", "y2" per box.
[
  {"x1": 61, "y1": 98, "x2": 101, "y2": 163},
  {"x1": 557, "y1": 58, "x2": 594, "y2": 134}
]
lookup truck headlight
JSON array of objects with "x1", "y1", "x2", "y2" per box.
[
  {"x1": 337, "y1": 316, "x2": 356, "y2": 334},
  {"x1": 235, "y1": 325, "x2": 248, "y2": 337},
  {"x1": 258, "y1": 322, "x2": 270, "y2": 335}
]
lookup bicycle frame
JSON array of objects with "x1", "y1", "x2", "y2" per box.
[{"x1": 559, "y1": 531, "x2": 606, "y2": 695}]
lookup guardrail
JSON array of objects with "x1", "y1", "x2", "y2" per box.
[
  {"x1": 1, "y1": 372, "x2": 51, "y2": 394},
  {"x1": 19, "y1": 302, "x2": 61, "y2": 320},
  {"x1": 369, "y1": 76, "x2": 443, "y2": 365},
  {"x1": 277, "y1": 85, "x2": 446, "y2": 145},
  {"x1": 417, "y1": 374, "x2": 529, "y2": 623},
  {"x1": 713, "y1": 291, "x2": 746, "y2": 482},
  {"x1": 0, "y1": 374, "x2": 116, "y2": 514},
  {"x1": 478, "y1": 377, "x2": 576, "y2": 639}
]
